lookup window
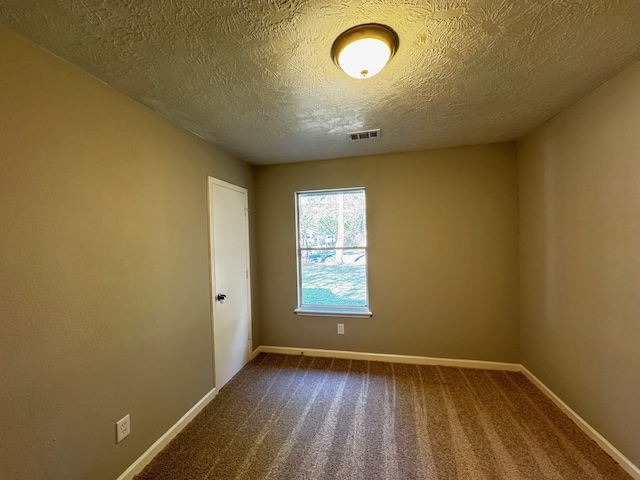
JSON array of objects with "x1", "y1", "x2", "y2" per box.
[{"x1": 294, "y1": 188, "x2": 371, "y2": 317}]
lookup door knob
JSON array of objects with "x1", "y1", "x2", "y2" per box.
[{"x1": 216, "y1": 293, "x2": 227, "y2": 302}]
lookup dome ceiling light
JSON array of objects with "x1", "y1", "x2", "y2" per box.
[{"x1": 331, "y1": 24, "x2": 399, "y2": 79}]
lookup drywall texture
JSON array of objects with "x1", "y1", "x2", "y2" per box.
[
  {"x1": 518, "y1": 60, "x2": 640, "y2": 466},
  {"x1": 256, "y1": 144, "x2": 519, "y2": 362},
  {"x1": 2, "y1": 1, "x2": 640, "y2": 164},
  {"x1": 0, "y1": 28, "x2": 256, "y2": 480}
]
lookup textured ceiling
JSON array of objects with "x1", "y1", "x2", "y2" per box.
[{"x1": 2, "y1": 1, "x2": 640, "y2": 165}]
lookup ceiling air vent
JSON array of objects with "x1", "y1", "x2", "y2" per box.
[{"x1": 348, "y1": 129, "x2": 381, "y2": 141}]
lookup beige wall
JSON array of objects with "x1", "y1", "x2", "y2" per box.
[
  {"x1": 0, "y1": 28, "x2": 256, "y2": 480},
  {"x1": 518, "y1": 60, "x2": 640, "y2": 465},
  {"x1": 256, "y1": 144, "x2": 519, "y2": 362}
]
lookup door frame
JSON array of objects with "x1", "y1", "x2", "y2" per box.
[{"x1": 206, "y1": 176, "x2": 252, "y2": 389}]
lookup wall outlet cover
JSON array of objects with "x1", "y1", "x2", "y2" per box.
[{"x1": 116, "y1": 414, "x2": 131, "y2": 443}]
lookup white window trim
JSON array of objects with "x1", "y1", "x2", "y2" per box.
[
  {"x1": 294, "y1": 307, "x2": 372, "y2": 318},
  {"x1": 294, "y1": 187, "x2": 371, "y2": 318}
]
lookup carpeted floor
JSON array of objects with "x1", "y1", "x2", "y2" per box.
[{"x1": 135, "y1": 353, "x2": 630, "y2": 479}]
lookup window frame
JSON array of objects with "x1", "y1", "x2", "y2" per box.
[{"x1": 294, "y1": 187, "x2": 372, "y2": 318}]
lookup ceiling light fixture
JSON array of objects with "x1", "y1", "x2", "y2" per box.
[{"x1": 331, "y1": 24, "x2": 399, "y2": 79}]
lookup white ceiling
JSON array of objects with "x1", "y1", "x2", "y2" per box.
[{"x1": 2, "y1": 1, "x2": 640, "y2": 165}]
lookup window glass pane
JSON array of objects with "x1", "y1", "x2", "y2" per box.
[
  {"x1": 300, "y1": 249, "x2": 367, "y2": 307},
  {"x1": 298, "y1": 190, "x2": 366, "y2": 248}
]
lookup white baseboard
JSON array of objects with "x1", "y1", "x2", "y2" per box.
[
  {"x1": 521, "y1": 367, "x2": 640, "y2": 480},
  {"x1": 255, "y1": 345, "x2": 521, "y2": 371},
  {"x1": 115, "y1": 387, "x2": 217, "y2": 480},
  {"x1": 250, "y1": 346, "x2": 263, "y2": 361}
]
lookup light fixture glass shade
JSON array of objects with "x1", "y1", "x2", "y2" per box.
[
  {"x1": 337, "y1": 38, "x2": 391, "y2": 79},
  {"x1": 331, "y1": 24, "x2": 399, "y2": 79}
]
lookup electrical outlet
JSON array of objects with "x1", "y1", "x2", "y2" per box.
[
  {"x1": 116, "y1": 414, "x2": 130, "y2": 443},
  {"x1": 337, "y1": 324, "x2": 345, "y2": 335}
]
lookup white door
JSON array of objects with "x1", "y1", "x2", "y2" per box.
[{"x1": 208, "y1": 177, "x2": 252, "y2": 390}]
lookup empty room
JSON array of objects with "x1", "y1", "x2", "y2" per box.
[{"x1": 1, "y1": 1, "x2": 639, "y2": 479}]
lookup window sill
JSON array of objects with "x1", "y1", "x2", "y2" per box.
[{"x1": 294, "y1": 308, "x2": 372, "y2": 318}]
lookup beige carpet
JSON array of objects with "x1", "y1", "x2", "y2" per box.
[{"x1": 135, "y1": 353, "x2": 630, "y2": 479}]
